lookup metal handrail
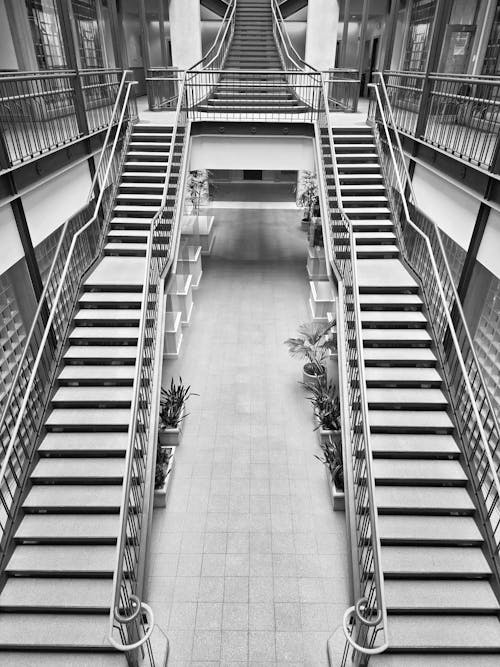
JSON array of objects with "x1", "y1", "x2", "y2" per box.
[
  {"x1": 191, "y1": 0, "x2": 237, "y2": 70},
  {"x1": 271, "y1": 0, "x2": 318, "y2": 73},
  {"x1": 369, "y1": 78, "x2": 500, "y2": 556},
  {"x1": 0, "y1": 81, "x2": 137, "y2": 547},
  {"x1": 0, "y1": 70, "x2": 132, "y2": 449},
  {"x1": 318, "y1": 75, "x2": 389, "y2": 659},
  {"x1": 373, "y1": 71, "x2": 500, "y2": 439}
]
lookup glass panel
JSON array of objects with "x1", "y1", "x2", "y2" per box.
[
  {"x1": 402, "y1": 0, "x2": 436, "y2": 72},
  {"x1": 482, "y1": 3, "x2": 500, "y2": 75},
  {"x1": 71, "y1": 0, "x2": 105, "y2": 69},
  {"x1": 441, "y1": 28, "x2": 475, "y2": 73},
  {"x1": 439, "y1": 230, "x2": 467, "y2": 288},
  {"x1": 25, "y1": 0, "x2": 67, "y2": 70},
  {"x1": 449, "y1": 0, "x2": 479, "y2": 25}
]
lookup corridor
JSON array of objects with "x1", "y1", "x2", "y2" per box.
[{"x1": 145, "y1": 190, "x2": 349, "y2": 664}]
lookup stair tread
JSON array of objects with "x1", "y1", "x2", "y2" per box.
[
  {"x1": 0, "y1": 652, "x2": 127, "y2": 666},
  {"x1": 369, "y1": 410, "x2": 454, "y2": 429},
  {"x1": 15, "y1": 514, "x2": 120, "y2": 541},
  {"x1": 365, "y1": 367, "x2": 442, "y2": 383},
  {"x1": 6, "y1": 545, "x2": 116, "y2": 573},
  {"x1": 31, "y1": 458, "x2": 125, "y2": 480},
  {"x1": 378, "y1": 515, "x2": 483, "y2": 543},
  {"x1": 58, "y1": 365, "x2": 136, "y2": 381},
  {"x1": 46, "y1": 408, "x2": 130, "y2": 426},
  {"x1": 367, "y1": 387, "x2": 448, "y2": 405},
  {"x1": 373, "y1": 459, "x2": 467, "y2": 482},
  {"x1": 363, "y1": 347, "x2": 436, "y2": 362},
  {"x1": 0, "y1": 578, "x2": 112, "y2": 610},
  {"x1": 74, "y1": 309, "x2": 140, "y2": 321},
  {"x1": 385, "y1": 579, "x2": 499, "y2": 611},
  {"x1": 24, "y1": 484, "x2": 122, "y2": 509},
  {"x1": 363, "y1": 328, "x2": 432, "y2": 341},
  {"x1": 79, "y1": 292, "x2": 143, "y2": 304},
  {"x1": 64, "y1": 345, "x2": 137, "y2": 359},
  {"x1": 107, "y1": 230, "x2": 150, "y2": 238},
  {"x1": 375, "y1": 485, "x2": 475, "y2": 512},
  {"x1": 39, "y1": 432, "x2": 128, "y2": 453},
  {"x1": 387, "y1": 614, "x2": 500, "y2": 650},
  {"x1": 370, "y1": 655, "x2": 500, "y2": 666},
  {"x1": 371, "y1": 433, "x2": 459, "y2": 456},
  {"x1": 381, "y1": 545, "x2": 491, "y2": 576},
  {"x1": 53, "y1": 386, "x2": 132, "y2": 401},
  {"x1": 69, "y1": 326, "x2": 139, "y2": 339},
  {"x1": 0, "y1": 613, "x2": 113, "y2": 648},
  {"x1": 359, "y1": 293, "x2": 422, "y2": 306},
  {"x1": 361, "y1": 311, "x2": 427, "y2": 323}
]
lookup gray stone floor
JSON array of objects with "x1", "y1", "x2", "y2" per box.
[{"x1": 145, "y1": 201, "x2": 349, "y2": 665}]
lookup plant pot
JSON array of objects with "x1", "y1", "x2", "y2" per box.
[
  {"x1": 330, "y1": 474, "x2": 345, "y2": 512},
  {"x1": 318, "y1": 427, "x2": 341, "y2": 448},
  {"x1": 158, "y1": 406, "x2": 185, "y2": 446},
  {"x1": 154, "y1": 446, "x2": 175, "y2": 508},
  {"x1": 303, "y1": 363, "x2": 326, "y2": 388}
]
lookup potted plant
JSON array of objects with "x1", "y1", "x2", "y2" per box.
[
  {"x1": 315, "y1": 434, "x2": 344, "y2": 511},
  {"x1": 158, "y1": 377, "x2": 198, "y2": 446},
  {"x1": 154, "y1": 444, "x2": 175, "y2": 508},
  {"x1": 186, "y1": 169, "x2": 211, "y2": 217},
  {"x1": 306, "y1": 375, "x2": 341, "y2": 445},
  {"x1": 284, "y1": 321, "x2": 336, "y2": 387},
  {"x1": 295, "y1": 170, "x2": 318, "y2": 229}
]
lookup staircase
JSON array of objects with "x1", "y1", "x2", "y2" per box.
[
  {"x1": 0, "y1": 123, "x2": 180, "y2": 665},
  {"x1": 322, "y1": 125, "x2": 500, "y2": 662},
  {"x1": 197, "y1": 0, "x2": 309, "y2": 114}
]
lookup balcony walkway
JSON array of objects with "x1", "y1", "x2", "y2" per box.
[{"x1": 145, "y1": 184, "x2": 349, "y2": 664}]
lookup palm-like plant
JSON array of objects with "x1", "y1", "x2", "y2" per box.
[
  {"x1": 155, "y1": 445, "x2": 172, "y2": 490},
  {"x1": 187, "y1": 169, "x2": 211, "y2": 216},
  {"x1": 295, "y1": 170, "x2": 318, "y2": 221},
  {"x1": 315, "y1": 434, "x2": 344, "y2": 490},
  {"x1": 306, "y1": 375, "x2": 341, "y2": 431},
  {"x1": 160, "y1": 377, "x2": 198, "y2": 429},
  {"x1": 284, "y1": 320, "x2": 336, "y2": 376}
]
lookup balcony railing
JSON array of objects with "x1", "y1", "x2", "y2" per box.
[
  {"x1": 382, "y1": 70, "x2": 500, "y2": 172},
  {"x1": 324, "y1": 68, "x2": 360, "y2": 112},
  {"x1": 146, "y1": 67, "x2": 180, "y2": 111},
  {"x1": 0, "y1": 68, "x2": 125, "y2": 171}
]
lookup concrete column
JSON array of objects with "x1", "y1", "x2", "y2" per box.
[
  {"x1": 168, "y1": 0, "x2": 202, "y2": 69},
  {"x1": 305, "y1": 0, "x2": 340, "y2": 70}
]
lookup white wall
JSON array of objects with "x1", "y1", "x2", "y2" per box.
[
  {"x1": 412, "y1": 163, "x2": 480, "y2": 251},
  {"x1": 190, "y1": 136, "x2": 315, "y2": 171},
  {"x1": 478, "y1": 209, "x2": 500, "y2": 278},
  {"x1": 23, "y1": 162, "x2": 92, "y2": 248},
  {"x1": 0, "y1": 0, "x2": 18, "y2": 70},
  {"x1": 0, "y1": 205, "x2": 24, "y2": 273}
]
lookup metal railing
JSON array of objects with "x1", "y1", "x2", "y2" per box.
[
  {"x1": 0, "y1": 75, "x2": 137, "y2": 578},
  {"x1": 0, "y1": 68, "x2": 125, "y2": 170},
  {"x1": 316, "y1": 80, "x2": 389, "y2": 664},
  {"x1": 192, "y1": 0, "x2": 236, "y2": 71},
  {"x1": 109, "y1": 72, "x2": 190, "y2": 663},
  {"x1": 146, "y1": 67, "x2": 180, "y2": 111},
  {"x1": 382, "y1": 70, "x2": 500, "y2": 171},
  {"x1": 323, "y1": 68, "x2": 360, "y2": 112},
  {"x1": 369, "y1": 76, "x2": 500, "y2": 582}
]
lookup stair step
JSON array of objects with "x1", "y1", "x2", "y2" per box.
[
  {"x1": 369, "y1": 409, "x2": 454, "y2": 434},
  {"x1": 371, "y1": 433, "x2": 459, "y2": 458},
  {"x1": 58, "y1": 365, "x2": 136, "y2": 385},
  {"x1": 116, "y1": 193, "x2": 162, "y2": 202},
  {"x1": 337, "y1": 163, "x2": 381, "y2": 171},
  {"x1": 342, "y1": 207, "x2": 392, "y2": 217},
  {"x1": 15, "y1": 514, "x2": 120, "y2": 543},
  {"x1": 31, "y1": 457, "x2": 126, "y2": 483},
  {"x1": 104, "y1": 243, "x2": 147, "y2": 256},
  {"x1": 371, "y1": 654, "x2": 500, "y2": 666},
  {"x1": 74, "y1": 309, "x2": 140, "y2": 324},
  {"x1": 386, "y1": 615, "x2": 500, "y2": 651},
  {"x1": 361, "y1": 310, "x2": 427, "y2": 327},
  {"x1": 79, "y1": 292, "x2": 143, "y2": 307},
  {"x1": 124, "y1": 161, "x2": 168, "y2": 169},
  {"x1": 64, "y1": 345, "x2": 137, "y2": 363},
  {"x1": 107, "y1": 230, "x2": 150, "y2": 242},
  {"x1": 354, "y1": 232, "x2": 396, "y2": 243},
  {"x1": 350, "y1": 220, "x2": 394, "y2": 231},
  {"x1": 377, "y1": 515, "x2": 483, "y2": 545},
  {"x1": 122, "y1": 171, "x2": 165, "y2": 181},
  {"x1": 367, "y1": 388, "x2": 449, "y2": 409},
  {"x1": 359, "y1": 293, "x2": 423, "y2": 310},
  {"x1": 69, "y1": 326, "x2": 139, "y2": 344},
  {"x1": 355, "y1": 245, "x2": 400, "y2": 258},
  {"x1": 0, "y1": 578, "x2": 112, "y2": 612},
  {"x1": 365, "y1": 367, "x2": 442, "y2": 387},
  {"x1": 373, "y1": 459, "x2": 467, "y2": 485},
  {"x1": 385, "y1": 580, "x2": 500, "y2": 613},
  {"x1": 45, "y1": 408, "x2": 130, "y2": 431},
  {"x1": 0, "y1": 613, "x2": 114, "y2": 649},
  {"x1": 0, "y1": 652, "x2": 127, "y2": 666},
  {"x1": 113, "y1": 204, "x2": 158, "y2": 215},
  {"x1": 38, "y1": 432, "x2": 128, "y2": 455},
  {"x1": 23, "y1": 485, "x2": 122, "y2": 511},
  {"x1": 363, "y1": 347, "x2": 437, "y2": 366},
  {"x1": 362, "y1": 328, "x2": 432, "y2": 346},
  {"x1": 375, "y1": 486, "x2": 475, "y2": 515},
  {"x1": 6, "y1": 545, "x2": 116, "y2": 575},
  {"x1": 380, "y1": 546, "x2": 491, "y2": 578}
]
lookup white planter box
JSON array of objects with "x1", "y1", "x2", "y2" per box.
[
  {"x1": 154, "y1": 447, "x2": 175, "y2": 508},
  {"x1": 176, "y1": 245, "x2": 203, "y2": 289},
  {"x1": 159, "y1": 406, "x2": 185, "y2": 446},
  {"x1": 181, "y1": 215, "x2": 216, "y2": 255},
  {"x1": 307, "y1": 246, "x2": 328, "y2": 281},
  {"x1": 309, "y1": 280, "x2": 335, "y2": 322},
  {"x1": 167, "y1": 274, "x2": 193, "y2": 326},
  {"x1": 327, "y1": 469, "x2": 345, "y2": 512},
  {"x1": 163, "y1": 311, "x2": 182, "y2": 359}
]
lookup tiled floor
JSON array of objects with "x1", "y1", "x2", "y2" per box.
[{"x1": 145, "y1": 197, "x2": 349, "y2": 665}]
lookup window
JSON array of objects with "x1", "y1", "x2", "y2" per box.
[{"x1": 25, "y1": 0, "x2": 67, "y2": 70}]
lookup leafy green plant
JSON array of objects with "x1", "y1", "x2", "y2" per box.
[
  {"x1": 160, "y1": 377, "x2": 198, "y2": 429},
  {"x1": 295, "y1": 170, "x2": 318, "y2": 221},
  {"x1": 284, "y1": 320, "x2": 336, "y2": 376},
  {"x1": 316, "y1": 434, "x2": 344, "y2": 490},
  {"x1": 187, "y1": 169, "x2": 211, "y2": 215},
  {"x1": 306, "y1": 375, "x2": 341, "y2": 431},
  {"x1": 155, "y1": 446, "x2": 172, "y2": 490}
]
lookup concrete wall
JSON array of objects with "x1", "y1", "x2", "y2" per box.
[
  {"x1": 0, "y1": 0, "x2": 18, "y2": 70},
  {"x1": 412, "y1": 163, "x2": 480, "y2": 252},
  {"x1": 0, "y1": 205, "x2": 24, "y2": 273},
  {"x1": 190, "y1": 136, "x2": 315, "y2": 171},
  {"x1": 23, "y1": 162, "x2": 92, "y2": 249}
]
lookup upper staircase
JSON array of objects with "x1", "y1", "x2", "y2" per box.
[
  {"x1": 196, "y1": 0, "x2": 309, "y2": 114},
  {"x1": 0, "y1": 123, "x2": 183, "y2": 665},
  {"x1": 322, "y1": 125, "x2": 500, "y2": 662}
]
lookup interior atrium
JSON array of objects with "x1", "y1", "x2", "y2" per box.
[{"x1": 1, "y1": 0, "x2": 500, "y2": 665}]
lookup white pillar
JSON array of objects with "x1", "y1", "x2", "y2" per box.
[
  {"x1": 168, "y1": 0, "x2": 202, "y2": 69},
  {"x1": 305, "y1": 0, "x2": 340, "y2": 70}
]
